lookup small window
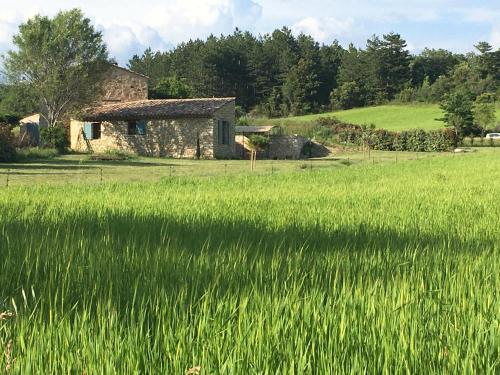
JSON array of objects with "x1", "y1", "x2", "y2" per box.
[
  {"x1": 83, "y1": 122, "x2": 101, "y2": 140},
  {"x1": 128, "y1": 120, "x2": 147, "y2": 135},
  {"x1": 92, "y1": 122, "x2": 101, "y2": 139},
  {"x1": 217, "y1": 120, "x2": 230, "y2": 145}
]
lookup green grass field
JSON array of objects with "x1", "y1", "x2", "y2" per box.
[
  {"x1": 0, "y1": 150, "x2": 450, "y2": 186},
  {"x1": 251, "y1": 104, "x2": 500, "y2": 132},
  {"x1": 1, "y1": 151, "x2": 499, "y2": 372}
]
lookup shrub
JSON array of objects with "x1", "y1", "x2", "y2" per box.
[
  {"x1": 372, "y1": 129, "x2": 394, "y2": 151},
  {"x1": 393, "y1": 131, "x2": 408, "y2": 151},
  {"x1": 0, "y1": 124, "x2": 17, "y2": 162},
  {"x1": 313, "y1": 116, "x2": 457, "y2": 152},
  {"x1": 40, "y1": 126, "x2": 68, "y2": 153},
  {"x1": 406, "y1": 129, "x2": 428, "y2": 152},
  {"x1": 395, "y1": 87, "x2": 418, "y2": 103},
  {"x1": 0, "y1": 113, "x2": 21, "y2": 126},
  {"x1": 247, "y1": 135, "x2": 270, "y2": 151}
]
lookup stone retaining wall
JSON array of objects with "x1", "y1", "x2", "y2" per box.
[{"x1": 268, "y1": 135, "x2": 305, "y2": 159}]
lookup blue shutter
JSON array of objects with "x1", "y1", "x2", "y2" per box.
[
  {"x1": 223, "y1": 121, "x2": 229, "y2": 145},
  {"x1": 83, "y1": 122, "x2": 93, "y2": 139},
  {"x1": 137, "y1": 120, "x2": 146, "y2": 135},
  {"x1": 217, "y1": 120, "x2": 222, "y2": 144}
]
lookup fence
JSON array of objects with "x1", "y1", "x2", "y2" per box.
[{"x1": 1, "y1": 149, "x2": 483, "y2": 188}]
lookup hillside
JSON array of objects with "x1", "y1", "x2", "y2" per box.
[{"x1": 251, "y1": 104, "x2": 500, "y2": 132}]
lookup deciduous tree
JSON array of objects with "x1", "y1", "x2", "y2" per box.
[{"x1": 3, "y1": 9, "x2": 109, "y2": 127}]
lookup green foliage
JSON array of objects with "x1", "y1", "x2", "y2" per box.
[
  {"x1": 282, "y1": 57, "x2": 320, "y2": 115},
  {"x1": 410, "y1": 48, "x2": 463, "y2": 86},
  {"x1": 247, "y1": 134, "x2": 270, "y2": 151},
  {"x1": 149, "y1": 76, "x2": 193, "y2": 99},
  {"x1": 366, "y1": 32, "x2": 411, "y2": 100},
  {"x1": 127, "y1": 25, "x2": 497, "y2": 116},
  {"x1": 313, "y1": 117, "x2": 458, "y2": 151},
  {"x1": 472, "y1": 93, "x2": 496, "y2": 133},
  {"x1": 40, "y1": 126, "x2": 68, "y2": 153},
  {"x1": 0, "y1": 112, "x2": 21, "y2": 126},
  {"x1": 439, "y1": 91, "x2": 474, "y2": 137},
  {"x1": 0, "y1": 124, "x2": 17, "y2": 162},
  {"x1": 0, "y1": 83, "x2": 38, "y2": 119},
  {"x1": 3, "y1": 9, "x2": 109, "y2": 127},
  {"x1": 395, "y1": 86, "x2": 418, "y2": 103},
  {"x1": 331, "y1": 81, "x2": 363, "y2": 109}
]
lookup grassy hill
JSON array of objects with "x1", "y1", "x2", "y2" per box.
[{"x1": 251, "y1": 104, "x2": 500, "y2": 132}]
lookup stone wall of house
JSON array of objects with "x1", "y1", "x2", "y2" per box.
[
  {"x1": 71, "y1": 118, "x2": 215, "y2": 158},
  {"x1": 213, "y1": 102, "x2": 236, "y2": 158},
  {"x1": 71, "y1": 106, "x2": 235, "y2": 159},
  {"x1": 101, "y1": 66, "x2": 148, "y2": 104},
  {"x1": 268, "y1": 135, "x2": 305, "y2": 159}
]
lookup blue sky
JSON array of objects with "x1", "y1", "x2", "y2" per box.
[{"x1": 0, "y1": 0, "x2": 498, "y2": 65}]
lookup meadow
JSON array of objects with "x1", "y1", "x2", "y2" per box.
[
  {"x1": 0, "y1": 151, "x2": 499, "y2": 373},
  {"x1": 251, "y1": 103, "x2": 500, "y2": 132}
]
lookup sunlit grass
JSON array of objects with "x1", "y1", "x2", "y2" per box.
[
  {"x1": 250, "y1": 103, "x2": 500, "y2": 133},
  {"x1": 0, "y1": 152, "x2": 499, "y2": 373}
]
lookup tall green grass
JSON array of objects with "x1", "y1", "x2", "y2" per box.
[{"x1": 0, "y1": 153, "x2": 499, "y2": 373}]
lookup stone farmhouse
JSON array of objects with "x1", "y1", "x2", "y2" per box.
[{"x1": 70, "y1": 65, "x2": 235, "y2": 159}]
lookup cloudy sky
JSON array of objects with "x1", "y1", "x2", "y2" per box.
[{"x1": 0, "y1": 0, "x2": 499, "y2": 65}]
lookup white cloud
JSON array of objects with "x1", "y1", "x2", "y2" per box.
[
  {"x1": 457, "y1": 8, "x2": 500, "y2": 23},
  {"x1": 145, "y1": 0, "x2": 262, "y2": 44},
  {"x1": 0, "y1": 0, "x2": 263, "y2": 64},
  {"x1": 292, "y1": 16, "x2": 354, "y2": 42},
  {"x1": 490, "y1": 27, "x2": 500, "y2": 49},
  {"x1": 0, "y1": 0, "x2": 498, "y2": 65},
  {"x1": 98, "y1": 23, "x2": 171, "y2": 63}
]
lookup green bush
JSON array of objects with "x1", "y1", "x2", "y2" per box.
[
  {"x1": 247, "y1": 135, "x2": 270, "y2": 151},
  {"x1": 0, "y1": 124, "x2": 17, "y2": 162},
  {"x1": 40, "y1": 126, "x2": 68, "y2": 153},
  {"x1": 312, "y1": 117, "x2": 459, "y2": 152}
]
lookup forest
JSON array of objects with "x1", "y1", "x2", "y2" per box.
[{"x1": 125, "y1": 28, "x2": 499, "y2": 118}]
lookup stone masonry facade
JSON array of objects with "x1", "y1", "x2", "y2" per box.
[
  {"x1": 268, "y1": 135, "x2": 305, "y2": 159},
  {"x1": 101, "y1": 65, "x2": 148, "y2": 104},
  {"x1": 70, "y1": 102, "x2": 235, "y2": 159}
]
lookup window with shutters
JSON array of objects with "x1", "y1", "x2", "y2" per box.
[
  {"x1": 83, "y1": 122, "x2": 101, "y2": 140},
  {"x1": 128, "y1": 120, "x2": 147, "y2": 135},
  {"x1": 217, "y1": 120, "x2": 230, "y2": 145}
]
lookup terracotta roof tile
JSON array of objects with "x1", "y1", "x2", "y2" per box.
[{"x1": 82, "y1": 98, "x2": 235, "y2": 121}]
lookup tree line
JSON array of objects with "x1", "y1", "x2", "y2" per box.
[
  {"x1": 0, "y1": 9, "x2": 498, "y2": 140},
  {"x1": 127, "y1": 28, "x2": 499, "y2": 118}
]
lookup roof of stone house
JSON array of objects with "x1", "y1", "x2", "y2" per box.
[
  {"x1": 20, "y1": 114, "x2": 40, "y2": 124},
  {"x1": 235, "y1": 125, "x2": 276, "y2": 134},
  {"x1": 82, "y1": 98, "x2": 236, "y2": 121},
  {"x1": 108, "y1": 64, "x2": 149, "y2": 79}
]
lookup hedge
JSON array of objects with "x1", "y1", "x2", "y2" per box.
[{"x1": 316, "y1": 117, "x2": 459, "y2": 152}]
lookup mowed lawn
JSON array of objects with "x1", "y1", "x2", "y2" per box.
[
  {"x1": 252, "y1": 104, "x2": 500, "y2": 131},
  {"x1": 0, "y1": 150, "x2": 499, "y2": 372}
]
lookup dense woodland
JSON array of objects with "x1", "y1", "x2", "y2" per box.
[{"x1": 126, "y1": 28, "x2": 499, "y2": 118}]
